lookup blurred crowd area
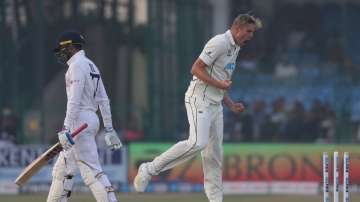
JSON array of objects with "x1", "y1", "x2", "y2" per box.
[
  {"x1": 1, "y1": 0, "x2": 360, "y2": 144},
  {"x1": 243, "y1": 2, "x2": 360, "y2": 79},
  {"x1": 224, "y1": 97, "x2": 338, "y2": 143}
]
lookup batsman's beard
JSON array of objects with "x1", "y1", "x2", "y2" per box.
[{"x1": 54, "y1": 48, "x2": 72, "y2": 65}]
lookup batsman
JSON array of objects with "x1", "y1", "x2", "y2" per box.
[
  {"x1": 134, "y1": 14, "x2": 262, "y2": 202},
  {"x1": 48, "y1": 31, "x2": 122, "y2": 202}
]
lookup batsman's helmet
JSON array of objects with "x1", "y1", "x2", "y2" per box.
[
  {"x1": 53, "y1": 31, "x2": 85, "y2": 53},
  {"x1": 53, "y1": 31, "x2": 85, "y2": 64}
]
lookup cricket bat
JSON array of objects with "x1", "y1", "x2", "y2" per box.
[{"x1": 14, "y1": 123, "x2": 88, "y2": 186}]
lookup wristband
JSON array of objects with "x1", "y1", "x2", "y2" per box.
[{"x1": 65, "y1": 132, "x2": 75, "y2": 145}]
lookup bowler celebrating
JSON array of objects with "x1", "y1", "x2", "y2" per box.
[{"x1": 134, "y1": 14, "x2": 262, "y2": 202}]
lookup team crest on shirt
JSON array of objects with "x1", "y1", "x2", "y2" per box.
[{"x1": 225, "y1": 62, "x2": 236, "y2": 73}]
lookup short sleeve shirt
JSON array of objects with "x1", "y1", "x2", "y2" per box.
[{"x1": 185, "y1": 30, "x2": 240, "y2": 103}]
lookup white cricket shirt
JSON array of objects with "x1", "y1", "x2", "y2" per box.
[
  {"x1": 63, "y1": 50, "x2": 113, "y2": 129},
  {"x1": 185, "y1": 30, "x2": 240, "y2": 104}
]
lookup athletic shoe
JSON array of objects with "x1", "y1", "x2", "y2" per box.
[{"x1": 134, "y1": 163, "x2": 152, "y2": 192}]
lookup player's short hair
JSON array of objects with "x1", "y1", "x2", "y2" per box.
[{"x1": 232, "y1": 14, "x2": 262, "y2": 29}]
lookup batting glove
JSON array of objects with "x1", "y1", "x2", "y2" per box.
[
  {"x1": 58, "y1": 129, "x2": 74, "y2": 151},
  {"x1": 104, "y1": 127, "x2": 122, "y2": 151}
]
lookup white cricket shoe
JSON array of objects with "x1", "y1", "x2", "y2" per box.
[{"x1": 134, "y1": 163, "x2": 152, "y2": 192}]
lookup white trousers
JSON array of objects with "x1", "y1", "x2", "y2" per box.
[
  {"x1": 48, "y1": 111, "x2": 116, "y2": 202},
  {"x1": 56, "y1": 110, "x2": 103, "y2": 177},
  {"x1": 148, "y1": 96, "x2": 224, "y2": 202}
]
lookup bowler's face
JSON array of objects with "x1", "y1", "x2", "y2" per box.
[{"x1": 234, "y1": 24, "x2": 257, "y2": 46}]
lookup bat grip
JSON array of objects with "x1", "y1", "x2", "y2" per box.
[{"x1": 70, "y1": 123, "x2": 88, "y2": 138}]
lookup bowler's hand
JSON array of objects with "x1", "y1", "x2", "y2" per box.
[
  {"x1": 218, "y1": 80, "x2": 232, "y2": 90},
  {"x1": 229, "y1": 102, "x2": 245, "y2": 114},
  {"x1": 104, "y1": 128, "x2": 122, "y2": 151},
  {"x1": 58, "y1": 128, "x2": 74, "y2": 151}
]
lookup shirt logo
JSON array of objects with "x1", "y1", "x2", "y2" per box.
[
  {"x1": 70, "y1": 80, "x2": 80, "y2": 84},
  {"x1": 225, "y1": 63, "x2": 236, "y2": 73},
  {"x1": 205, "y1": 51, "x2": 213, "y2": 58}
]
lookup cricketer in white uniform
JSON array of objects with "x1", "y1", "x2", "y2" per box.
[
  {"x1": 47, "y1": 31, "x2": 122, "y2": 202},
  {"x1": 134, "y1": 14, "x2": 262, "y2": 202}
]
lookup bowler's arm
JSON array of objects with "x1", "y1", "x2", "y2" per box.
[
  {"x1": 191, "y1": 58, "x2": 229, "y2": 90},
  {"x1": 223, "y1": 93, "x2": 245, "y2": 113},
  {"x1": 223, "y1": 93, "x2": 234, "y2": 108}
]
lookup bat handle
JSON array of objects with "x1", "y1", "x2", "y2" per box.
[{"x1": 70, "y1": 123, "x2": 88, "y2": 138}]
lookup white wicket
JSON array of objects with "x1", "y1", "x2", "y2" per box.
[
  {"x1": 343, "y1": 152, "x2": 349, "y2": 202},
  {"x1": 333, "y1": 152, "x2": 339, "y2": 202},
  {"x1": 322, "y1": 152, "x2": 350, "y2": 202},
  {"x1": 323, "y1": 152, "x2": 329, "y2": 202}
]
